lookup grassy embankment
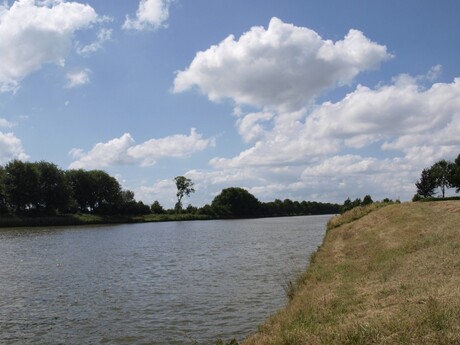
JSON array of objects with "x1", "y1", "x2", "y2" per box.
[{"x1": 244, "y1": 201, "x2": 460, "y2": 345}]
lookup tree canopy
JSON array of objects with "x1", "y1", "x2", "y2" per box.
[
  {"x1": 414, "y1": 155, "x2": 460, "y2": 199},
  {"x1": 211, "y1": 187, "x2": 261, "y2": 218},
  {"x1": 174, "y1": 176, "x2": 195, "y2": 211},
  {"x1": 0, "y1": 159, "x2": 343, "y2": 221},
  {"x1": 0, "y1": 160, "x2": 150, "y2": 216}
]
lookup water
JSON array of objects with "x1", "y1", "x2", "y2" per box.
[{"x1": 0, "y1": 215, "x2": 330, "y2": 344}]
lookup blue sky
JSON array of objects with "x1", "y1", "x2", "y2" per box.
[{"x1": 1, "y1": 0, "x2": 460, "y2": 207}]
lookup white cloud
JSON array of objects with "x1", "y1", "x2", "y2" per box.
[
  {"x1": 236, "y1": 111, "x2": 274, "y2": 143},
  {"x1": 66, "y1": 68, "x2": 91, "y2": 88},
  {"x1": 128, "y1": 128, "x2": 216, "y2": 166},
  {"x1": 203, "y1": 69, "x2": 460, "y2": 203},
  {"x1": 76, "y1": 28, "x2": 112, "y2": 56},
  {"x1": 69, "y1": 133, "x2": 136, "y2": 169},
  {"x1": 173, "y1": 17, "x2": 391, "y2": 111},
  {"x1": 135, "y1": 179, "x2": 176, "y2": 207},
  {"x1": 123, "y1": 0, "x2": 171, "y2": 31},
  {"x1": 0, "y1": 0, "x2": 100, "y2": 92},
  {"x1": 0, "y1": 131, "x2": 28, "y2": 164},
  {"x1": 69, "y1": 129, "x2": 215, "y2": 169},
  {"x1": 210, "y1": 74, "x2": 460, "y2": 170},
  {"x1": 0, "y1": 118, "x2": 15, "y2": 128}
]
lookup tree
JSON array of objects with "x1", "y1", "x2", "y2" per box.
[
  {"x1": 89, "y1": 170, "x2": 122, "y2": 214},
  {"x1": 4, "y1": 160, "x2": 41, "y2": 212},
  {"x1": 211, "y1": 187, "x2": 260, "y2": 218},
  {"x1": 35, "y1": 161, "x2": 71, "y2": 214},
  {"x1": 150, "y1": 200, "x2": 165, "y2": 214},
  {"x1": 340, "y1": 198, "x2": 352, "y2": 214},
  {"x1": 430, "y1": 160, "x2": 454, "y2": 198},
  {"x1": 449, "y1": 153, "x2": 460, "y2": 192},
  {"x1": 0, "y1": 166, "x2": 9, "y2": 214},
  {"x1": 66, "y1": 169, "x2": 122, "y2": 213},
  {"x1": 66, "y1": 169, "x2": 97, "y2": 212},
  {"x1": 362, "y1": 195, "x2": 373, "y2": 206},
  {"x1": 415, "y1": 168, "x2": 437, "y2": 198},
  {"x1": 174, "y1": 176, "x2": 195, "y2": 211}
]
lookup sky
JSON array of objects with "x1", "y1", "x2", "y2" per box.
[{"x1": 1, "y1": 0, "x2": 460, "y2": 208}]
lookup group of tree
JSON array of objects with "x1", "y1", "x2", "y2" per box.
[
  {"x1": 340, "y1": 194, "x2": 374, "y2": 214},
  {"x1": 161, "y1": 186, "x2": 341, "y2": 219},
  {"x1": 0, "y1": 160, "x2": 150, "y2": 216},
  {"x1": 0, "y1": 159, "x2": 341, "y2": 220},
  {"x1": 414, "y1": 154, "x2": 460, "y2": 200}
]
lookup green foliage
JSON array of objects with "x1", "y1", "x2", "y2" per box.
[
  {"x1": 416, "y1": 168, "x2": 437, "y2": 198},
  {"x1": 430, "y1": 159, "x2": 454, "y2": 198},
  {"x1": 174, "y1": 176, "x2": 195, "y2": 210},
  {"x1": 36, "y1": 161, "x2": 71, "y2": 214},
  {"x1": 150, "y1": 200, "x2": 165, "y2": 214},
  {"x1": 450, "y1": 153, "x2": 460, "y2": 192},
  {"x1": 0, "y1": 159, "x2": 149, "y2": 218},
  {"x1": 340, "y1": 195, "x2": 379, "y2": 214},
  {"x1": 4, "y1": 160, "x2": 41, "y2": 212},
  {"x1": 415, "y1": 156, "x2": 460, "y2": 199},
  {"x1": 362, "y1": 194, "x2": 373, "y2": 206},
  {"x1": 211, "y1": 187, "x2": 260, "y2": 218}
]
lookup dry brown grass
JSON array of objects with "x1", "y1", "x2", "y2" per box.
[{"x1": 244, "y1": 201, "x2": 460, "y2": 345}]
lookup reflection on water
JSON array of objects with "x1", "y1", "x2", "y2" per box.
[{"x1": 0, "y1": 215, "x2": 330, "y2": 344}]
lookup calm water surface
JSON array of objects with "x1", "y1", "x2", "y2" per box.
[{"x1": 0, "y1": 215, "x2": 330, "y2": 344}]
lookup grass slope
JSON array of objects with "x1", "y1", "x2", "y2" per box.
[{"x1": 244, "y1": 201, "x2": 460, "y2": 345}]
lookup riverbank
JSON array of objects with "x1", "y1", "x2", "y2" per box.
[
  {"x1": 244, "y1": 201, "x2": 460, "y2": 344},
  {"x1": 0, "y1": 213, "x2": 212, "y2": 228}
]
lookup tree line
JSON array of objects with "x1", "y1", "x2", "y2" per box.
[
  {"x1": 414, "y1": 153, "x2": 460, "y2": 200},
  {"x1": 153, "y1": 186, "x2": 341, "y2": 218},
  {"x1": 0, "y1": 160, "x2": 341, "y2": 219},
  {"x1": 0, "y1": 160, "x2": 150, "y2": 216}
]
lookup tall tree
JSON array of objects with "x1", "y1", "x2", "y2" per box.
[
  {"x1": 36, "y1": 161, "x2": 71, "y2": 214},
  {"x1": 0, "y1": 166, "x2": 8, "y2": 214},
  {"x1": 66, "y1": 169, "x2": 97, "y2": 212},
  {"x1": 450, "y1": 153, "x2": 460, "y2": 193},
  {"x1": 4, "y1": 160, "x2": 40, "y2": 212},
  {"x1": 362, "y1": 195, "x2": 374, "y2": 206},
  {"x1": 415, "y1": 168, "x2": 437, "y2": 198},
  {"x1": 151, "y1": 200, "x2": 165, "y2": 214},
  {"x1": 89, "y1": 170, "x2": 122, "y2": 214},
  {"x1": 430, "y1": 160, "x2": 454, "y2": 198},
  {"x1": 174, "y1": 176, "x2": 195, "y2": 211},
  {"x1": 211, "y1": 187, "x2": 260, "y2": 218}
]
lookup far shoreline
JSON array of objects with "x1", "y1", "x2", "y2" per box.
[{"x1": 0, "y1": 212, "x2": 336, "y2": 229}]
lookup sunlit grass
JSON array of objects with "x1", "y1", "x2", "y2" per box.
[{"x1": 244, "y1": 201, "x2": 460, "y2": 344}]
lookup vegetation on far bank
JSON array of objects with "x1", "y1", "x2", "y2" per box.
[
  {"x1": 0, "y1": 160, "x2": 341, "y2": 227},
  {"x1": 414, "y1": 153, "x2": 460, "y2": 200},
  {"x1": 243, "y1": 200, "x2": 460, "y2": 345}
]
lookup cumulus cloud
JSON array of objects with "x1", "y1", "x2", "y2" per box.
[
  {"x1": 69, "y1": 133, "x2": 136, "y2": 169},
  {"x1": 236, "y1": 111, "x2": 274, "y2": 143},
  {"x1": 0, "y1": 131, "x2": 28, "y2": 164},
  {"x1": 173, "y1": 17, "x2": 391, "y2": 111},
  {"x1": 69, "y1": 129, "x2": 215, "y2": 169},
  {"x1": 76, "y1": 28, "x2": 112, "y2": 56},
  {"x1": 0, "y1": 0, "x2": 100, "y2": 92},
  {"x1": 128, "y1": 128, "x2": 216, "y2": 166},
  {"x1": 0, "y1": 118, "x2": 15, "y2": 128},
  {"x1": 210, "y1": 74, "x2": 460, "y2": 170},
  {"x1": 135, "y1": 179, "x2": 176, "y2": 207},
  {"x1": 201, "y1": 69, "x2": 460, "y2": 202},
  {"x1": 123, "y1": 0, "x2": 171, "y2": 31},
  {"x1": 66, "y1": 68, "x2": 91, "y2": 88}
]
